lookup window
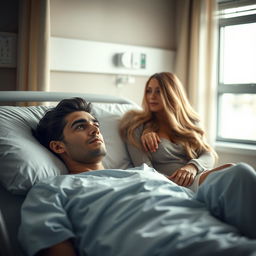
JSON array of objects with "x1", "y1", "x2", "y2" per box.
[{"x1": 217, "y1": 1, "x2": 256, "y2": 145}]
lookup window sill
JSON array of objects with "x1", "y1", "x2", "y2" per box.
[{"x1": 215, "y1": 142, "x2": 256, "y2": 156}]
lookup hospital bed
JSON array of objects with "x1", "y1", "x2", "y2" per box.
[{"x1": 0, "y1": 91, "x2": 255, "y2": 256}]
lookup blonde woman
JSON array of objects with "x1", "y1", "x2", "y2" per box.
[{"x1": 120, "y1": 72, "x2": 231, "y2": 192}]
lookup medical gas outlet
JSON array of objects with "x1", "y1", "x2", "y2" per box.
[{"x1": 116, "y1": 52, "x2": 146, "y2": 69}]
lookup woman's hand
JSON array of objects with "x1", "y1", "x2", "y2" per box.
[
  {"x1": 168, "y1": 164, "x2": 198, "y2": 187},
  {"x1": 141, "y1": 132, "x2": 160, "y2": 152}
]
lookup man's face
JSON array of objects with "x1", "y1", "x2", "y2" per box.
[{"x1": 60, "y1": 111, "x2": 106, "y2": 164}]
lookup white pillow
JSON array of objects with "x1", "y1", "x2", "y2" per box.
[
  {"x1": 0, "y1": 105, "x2": 68, "y2": 195},
  {"x1": 0, "y1": 102, "x2": 139, "y2": 195},
  {"x1": 91, "y1": 103, "x2": 139, "y2": 170}
]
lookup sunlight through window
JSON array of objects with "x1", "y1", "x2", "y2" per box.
[{"x1": 217, "y1": 3, "x2": 256, "y2": 144}]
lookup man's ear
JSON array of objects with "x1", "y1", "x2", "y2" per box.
[{"x1": 49, "y1": 141, "x2": 66, "y2": 154}]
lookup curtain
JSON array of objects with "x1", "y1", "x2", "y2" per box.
[
  {"x1": 175, "y1": 0, "x2": 218, "y2": 144},
  {"x1": 17, "y1": 0, "x2": 50, "y2": 92}
]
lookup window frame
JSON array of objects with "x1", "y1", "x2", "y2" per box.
[{"x1": 217, "y1": 10, "x2": 256, "y2": 146}]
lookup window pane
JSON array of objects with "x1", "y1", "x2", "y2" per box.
[
  {"x1": 220, "y1": 22, "x2": 256, "y2": 84},
  {"x1": 218, "y1": 94, "x2": 256, "y2": 141}
]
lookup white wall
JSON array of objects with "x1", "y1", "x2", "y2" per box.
[
  {"x1": 50, "y1": 0, "x2": 176, "y2": 105},
  {"x1": 51, "y1": 72, "x2": 147, "y2": 105},
  {"x1": 218, "y1": 152, "x2": 256, "y2": 168},
  {"x1": 216, "y1": 146, "x2": 256, "y2": 168},
  {"x1": 50, "y1": 0, "x2": 176, "y2": 49}
]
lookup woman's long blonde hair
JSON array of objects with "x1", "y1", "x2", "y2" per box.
[{"x1": 119, "y1": 72, "x2": 217, "y2": 160}]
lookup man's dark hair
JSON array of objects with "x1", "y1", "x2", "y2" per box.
[{"x1": 34, "y1": 97, "x2": 92, "y2": 150}]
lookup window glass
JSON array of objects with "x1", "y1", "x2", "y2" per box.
[
  {"x1": 220, "y1": 22, "x2": 256, "y2": 84},
  {"x1": 218, "y1": 94, "x2": 256, "y2": 141}
]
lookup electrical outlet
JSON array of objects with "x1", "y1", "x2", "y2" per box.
[{"x1": 0, "y1": 32, "x2": 17, "y2": 68}]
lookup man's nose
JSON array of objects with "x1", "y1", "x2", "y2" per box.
[{"x1": 89, "y1": 123, "x2": 99, "y2": 135}]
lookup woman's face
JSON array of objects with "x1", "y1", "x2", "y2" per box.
[{"x1": 145, "y1": 78, "x2": 164, "y2": 113}]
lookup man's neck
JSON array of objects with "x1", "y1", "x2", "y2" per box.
[{"x1": 67, "y1": 161, "x2": 105, "y2": 174}]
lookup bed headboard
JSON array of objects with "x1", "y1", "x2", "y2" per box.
[{"x1": 0, "y1": 91, "x2": 134, "y2": 104}]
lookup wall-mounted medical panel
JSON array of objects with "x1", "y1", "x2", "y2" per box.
[
  {"x1": 50, "y1": 37, "x2": 175, "y2": 76},
  {"x1": 0, "y1": 32, "x2": 17, "y2": 68}
]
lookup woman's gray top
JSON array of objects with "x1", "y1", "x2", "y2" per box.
[{"x1": 126, "y1": 125, "x2": 215, "y2": 176}]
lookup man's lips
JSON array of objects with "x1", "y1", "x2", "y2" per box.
[{"x1": 88, "y1": 137, "x2": 103, "y2": 144}]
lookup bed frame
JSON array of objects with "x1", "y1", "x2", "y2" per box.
[
  {"x1": 0, "y1": 91, "x2": 134, "y2": 104},
  {"x1": 0, "y1": 90, "x2": 136, "y2": 256}
]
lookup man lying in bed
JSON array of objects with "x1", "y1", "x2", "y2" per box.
[{"x1": 18, "y1": 98, "x2": 256, "y2": 256}]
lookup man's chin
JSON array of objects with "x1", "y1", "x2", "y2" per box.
[{"x1": 92, "y1": 147, "x2": 107, "y2": 158}]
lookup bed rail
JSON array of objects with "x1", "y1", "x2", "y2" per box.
[{"x1": 0, "y1": 91, "x2": 134, "y2": 104}]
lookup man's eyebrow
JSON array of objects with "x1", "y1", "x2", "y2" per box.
[
  {"x1": 93, "y1": 118, "x2": 99, "y2": 124},
  {"x1": 71, "y1": 118, "x2": 99, "y2": 128}
]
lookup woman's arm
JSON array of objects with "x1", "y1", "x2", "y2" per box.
[{"x1": 188, "y1": 151, "x2": 215, "y2": 173}]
